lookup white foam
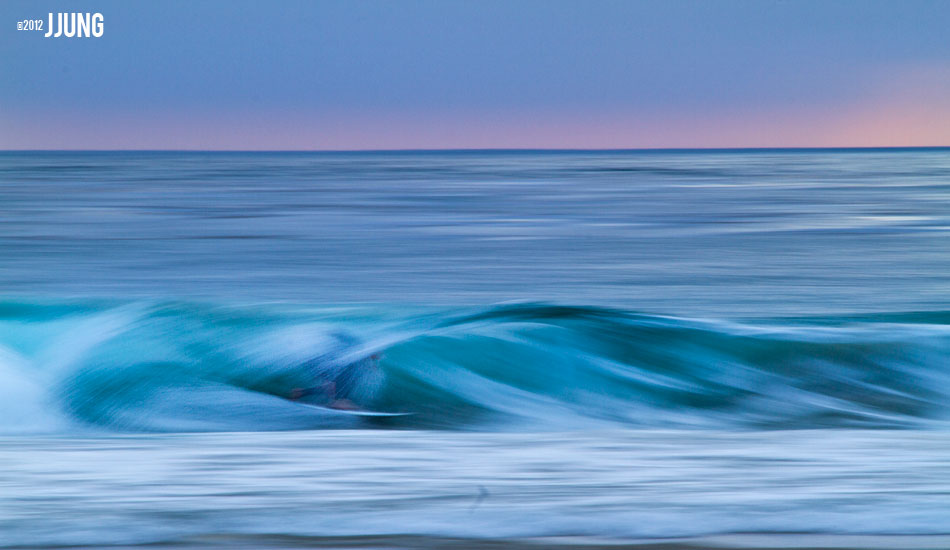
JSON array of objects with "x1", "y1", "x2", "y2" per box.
[{"x1": 0, "y1": 346, "x2": 66, "y2": 434}]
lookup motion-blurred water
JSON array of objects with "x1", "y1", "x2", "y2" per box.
[
  {"x1": 2, "y1": 149, "x2": 950, "y2": 549},
  {"x1": 2, "y1": 149, "x2": 950, "y2": 313}
]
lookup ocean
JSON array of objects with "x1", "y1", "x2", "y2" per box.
[{"x1": 1, "y1": 149, "x2": 950, "y2": 549}]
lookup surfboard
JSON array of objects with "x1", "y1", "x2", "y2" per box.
[{"x1": 295, "y1": 402, "x2": 414, "y2": 417}]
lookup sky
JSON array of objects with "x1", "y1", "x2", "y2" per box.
[{"x1": 2, "y1": 0, "x2": 949, "y2": 150}]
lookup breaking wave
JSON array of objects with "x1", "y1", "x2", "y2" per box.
[{"x1": 2, "y1": 300, "x2": 949, "y2": 433}]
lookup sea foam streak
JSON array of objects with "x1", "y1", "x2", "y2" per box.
[{"x1": 1, "y1": 300, "x2": 949, "y2": 434}]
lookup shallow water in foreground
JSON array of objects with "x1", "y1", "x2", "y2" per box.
[
  {"x1": 2, "y1": 149, "x2": 950, "y2": 548},
  {"x1": 4, "y1": 430, "x2": 950, "y2": 549}
]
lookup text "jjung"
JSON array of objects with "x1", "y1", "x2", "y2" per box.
[{"x1": 45, "y1": 12, "x2": 104, "y2": 38}]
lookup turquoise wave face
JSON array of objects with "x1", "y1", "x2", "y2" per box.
[{"x1": 1, "y1": 300, "x2": 948, "y2": 433}]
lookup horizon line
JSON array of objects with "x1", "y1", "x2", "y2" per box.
[{"x1": 3, "y1": 146, "x2": 950, "y2": 154}]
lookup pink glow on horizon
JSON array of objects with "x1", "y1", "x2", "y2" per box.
[{"x1": 4, "y1": 67, "x2": 950, "y2": 150}]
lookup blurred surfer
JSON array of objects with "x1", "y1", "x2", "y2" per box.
[{"x1": 288, "y1": 334, "x2": 382, "y2": 410}]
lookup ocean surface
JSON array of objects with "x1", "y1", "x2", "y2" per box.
[{"x1": 2, "y1": 149, "x2": 950, "y2": 549}]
